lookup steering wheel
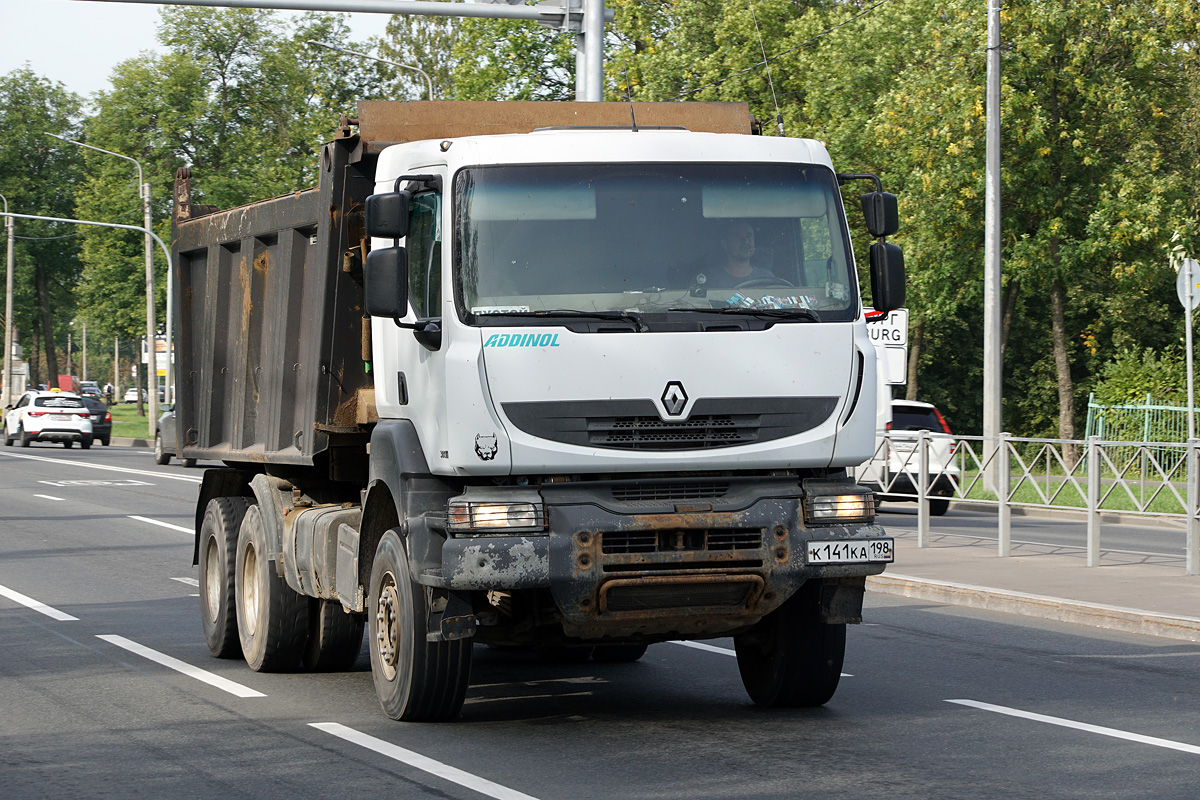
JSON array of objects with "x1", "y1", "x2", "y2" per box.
[{"x1": 734, "y1": 277, "x2": 796, "y2": 290}]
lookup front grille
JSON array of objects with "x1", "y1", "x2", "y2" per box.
[
  {"x1": 610, "y1": 482, "x2": 730, "y2": 502},
  {"x1": 590, "y1": 415, "x2": 758, "y2": 450},
  {"x1": 601, "y1": 577, "x2": 761, "y2": 612},
  {"x1": 601, "y1": 528, "x2": 762, "y2": 555}
]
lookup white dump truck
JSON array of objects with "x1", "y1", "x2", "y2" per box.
[{"x1": 173, "y1": 101, "x2": 905, "y2": 721}]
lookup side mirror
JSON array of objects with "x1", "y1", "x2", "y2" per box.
[
  {"x1": 861, "y1": 191, "x2": 899, "y2": 238},
  {"x1": 365, "y1": 246, "x2": 409, "y2": 318},
  {"x1": 366, "y1": 191, "x2": 412, "y2": 239},
  {"x1": 869, "y1": 241, "x2": 906, "y2": 314}
]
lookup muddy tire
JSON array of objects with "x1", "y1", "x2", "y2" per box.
[
  {"x1": 368, "y1": 529, "x2": 472, "y2": 721},
  {"x1": 735, "y1": 581, "x2": 845, "y2": 707},
  {"x1": 199, "y1": 497, "x2": 252, "y2": 659},
  {"x1": 303, "y1": 598, "x2": 365, "y2": 672},
  {"x1": 593, "y1": 644, "x2": 649, "y2": 663},
  {"x1": 235, "y1": 505, "x2": 309, "y2": 672}
]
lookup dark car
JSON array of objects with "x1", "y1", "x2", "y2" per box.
[
  {"x1": 80, "y1": 396, "x2": 113, "y2": 446},
  {"x1": 154, "y1": 405, "x2": 195, "y2": 466}
]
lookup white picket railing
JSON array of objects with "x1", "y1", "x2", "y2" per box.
[{"x1": 861, "y1": 433, "x2": 1200, "y2": 575}]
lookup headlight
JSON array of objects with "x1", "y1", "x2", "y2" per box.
[
  {"x1": 803, "y1": 493, "x2": 876, "y2": 525},
  {"x1": 447, "y1": 501, "x2": 546, "y2": 533}
]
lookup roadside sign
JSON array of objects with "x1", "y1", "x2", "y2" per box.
[
  {"x1": 1176, "y1": 259, "x2": 1200, "y2": 310},
  {"x1": 867, "y1": 308, "x2": 908, "y2": 385},
  {"x1": 867, "y1": 308, "x2": 908, "y2": 346}
]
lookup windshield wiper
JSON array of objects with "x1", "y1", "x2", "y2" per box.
[
  {"x1": 667, "y1": 306, "x2": 821, "y2": 323},
  {"x1": 506, "y1": 309, "x2": 647, "y2": 330}
]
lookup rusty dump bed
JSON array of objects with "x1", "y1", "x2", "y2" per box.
[
  {"x1": 171, "y1": 137, "x2": 375, "y2": 467},
  {"x1": 170, "y1": 100, "x2": 752, "y2": 469}
]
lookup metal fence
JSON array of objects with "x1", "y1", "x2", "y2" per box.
[
  {"x1": 1085, "y1": 393, "x2": 1191, "y2": 447},
  {"x1": 860, "y1": 432, "x2": 1200, "y2": 575}
]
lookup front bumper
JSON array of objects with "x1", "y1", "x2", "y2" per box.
[{"x1": 440, "y1": 477, "x2": 890, "y2": 639}]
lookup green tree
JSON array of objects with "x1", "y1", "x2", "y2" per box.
[{"x1": 0, "y1": 69, "x2": 85, "y2": 388}]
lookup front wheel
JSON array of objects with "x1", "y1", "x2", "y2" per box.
[
  {"x1": 3, "y1": 423, "x2": 12, "y2": 446},
  {"x1": 734, "y1": 581, "x2": 845, "y2": 707},
  {"x1": 369, "y1": 529, "x2": 472, "y2": 721},
  {"x1": 154, "y1": 432, "x2": 170, "y2": 465},
  {"x1": 235, "y1": 504, "x2": 309, "y2": 672}
]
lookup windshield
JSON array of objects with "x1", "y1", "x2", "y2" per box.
[{"x1": 455, "y1": 163, "x2": 857, "y2": 325}]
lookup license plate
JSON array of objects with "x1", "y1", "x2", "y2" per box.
[
  {"x1": 806, "y1": 538, "x2": 894, "y2": 564},
  {"x1": 50, "y1": 414, "x2": 71, "y2": 421}
]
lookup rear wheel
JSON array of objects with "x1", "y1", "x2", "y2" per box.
[
  {"x1": 19, "y1": 425, "x2": 31, "y2": 447},
  {"x1": 235, "y1": 505, "x2": 309, "y2": 671},
  {"x1": 80, "y1": 436, "x2": 92, "y2": 450},
  {"x1": 182, "y1": 458, "x2": 197, "y2": 468},
  {"x1": 593, "y1": 644, "x2": 649, "y2": 663},
  {"x1": 199, "y1": 497, "x2": 253, "y2": 659},
  {"x1": 62, "y1": 440, "x2": 73, "y2": 449},
  {"x1": 3, "y1": 423, "x2": 12, "y2": 446},
  {"x1": 154, "y1": 432, "x2": 170, "y2": 465},
  {"x1": 369, "y1": 529, "x2": 472, "y2": 721},
  {"x1": 929, "y1": 497, "x2": 950, "y2": 516},
  {"x1": 735, "y1": 581, "x2": 845, "y2": 707},
  {"x1": 303, "y1": 598, "x2": 366, "y2": 672}
]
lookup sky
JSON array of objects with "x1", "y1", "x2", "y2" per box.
[{"x1": 0, "y1": 0, "x2": 393, "y2": 100}]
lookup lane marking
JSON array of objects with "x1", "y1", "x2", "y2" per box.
[
  {"x1": 96, "y1": 635, "x2": 265, "y2": 698},
  {"x1": 670, "y1": 640, "x2": 852, "y2": 676},
  {"x1": 40, "y1": 479, "x2": 153, "y2": 487},
  {"x1": 673, "y1": 640, "x2": 736, "y2": 656},
  {"x1": 0, "y1": 450, "x2": 203, "y2": 483},
  {"x1": 311, "y1": 723, "x2": 541, "y2": 800},
  {"x1": 947, "y1": 699, "x2": 1200, "y2": 755},
  {"x1": 172, "y1": 577, "x2": 200, "y2": 587},
  {"x1": 33, "y1": 493, "x2": 65, "y2": 501},
  {"x1": 0, "y1": 583, "x2": 78, "y2": 621},
  {"x1": 129, "y1": 516, "x2": 193, "y2": 534}
]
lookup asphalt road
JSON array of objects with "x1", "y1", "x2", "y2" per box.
[
  {"x1": 880, "y1": 503, "x2": 1189, "y2": 562},
  {"x1": 2, "y1": 445, "x2": 1198, "y2": 799}
]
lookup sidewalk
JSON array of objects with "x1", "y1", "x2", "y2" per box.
[{"x1": 868, "y1": 528, "x2": 1200, "y2": 643}]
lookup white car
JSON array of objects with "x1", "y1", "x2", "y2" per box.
[
  {"x1": 4, "y1": 391, "x2": 94, "y2": 449},
  {"x1": 857, "y1": 400, "x2": 959, "y2": 516},
  {"x1": 124, "y1": 387, "x2": 147, "y2": 403}
]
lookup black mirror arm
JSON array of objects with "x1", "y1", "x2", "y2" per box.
[{"x1": 836, "y1": 172, "x2": 883, "y2": 193}]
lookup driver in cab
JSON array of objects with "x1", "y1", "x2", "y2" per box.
[{"x1": 706, "y1": 220, "x2": 775, "y2": 286}]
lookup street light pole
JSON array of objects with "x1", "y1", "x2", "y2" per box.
[
  {"x1": 1, "y1": 192, "x2": 14, "y2": 407},
  {"x1": 309, "y1": 41, "x2": 434, "y2": 101},
  {"x1": 45, "y1": 133, "x2": 158, "y2": 434}
]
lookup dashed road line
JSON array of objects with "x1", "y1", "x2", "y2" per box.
[
  {"x1": 96, "y1": 635, "x2": 265, "y2": 698},
  {"x1": 947, "y1": 699, "x2": 1200, "y2": 755},
  {"x1": 33, "y1": 493, "x2": 65, "y2": 501},
  {"x1": 129, "y1": 516, "x2": 193, "y2": 534},
  {"x1": 0, "y1": 583, "x2": 78, "y2": 621},
  {"x1": 670, "y1": 640, "x2": 853, "y2": 676},
  {"x1": 311, "y1": 722, "x2": 541, "y2": 800},
  {"x1": 0, "y1": 450, "x2": 203, "y2": 483}
]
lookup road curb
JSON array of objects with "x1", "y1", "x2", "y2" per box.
[
  {"x1": 867, "y1": 573, "x2": 1200, "y2": 643},
  {"x1": 110, "y1": 437, "x2": 152, "y2": 448}
]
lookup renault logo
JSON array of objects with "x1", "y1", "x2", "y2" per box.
[{"x1": 661, "y1": 381, "x2": 688, "y2": 417}]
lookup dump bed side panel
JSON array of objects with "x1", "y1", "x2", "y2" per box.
[{"x1": 172, "y1": 140, "x2": 374, "y2": 466}]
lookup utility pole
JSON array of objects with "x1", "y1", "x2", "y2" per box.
[
  {"x1": 2, "y1": 192, "x2": 14, "y2": 407},
  {"x1": 983, "y1": 0, "x2": 1002, "y2": 484}
]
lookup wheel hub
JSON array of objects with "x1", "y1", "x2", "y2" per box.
[
  {"x1": 204, "y1": 539, "x2": 221, "y2": 620},
  {"x1": 241, "y1": 545, "x2": 259, "y2": 636},
  {"x1": 376, "y1": 576, "x2": 400, "y2": 681}
]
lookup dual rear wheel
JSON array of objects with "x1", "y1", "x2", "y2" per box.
[{"x1": 198, "y1": 499, "x2": 364, "y2": 672}]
